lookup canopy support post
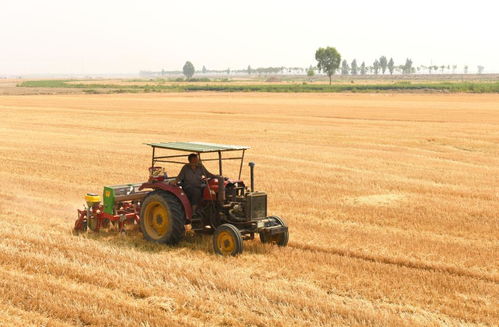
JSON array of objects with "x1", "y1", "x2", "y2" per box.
[
  {"x1": 238, "y1": 149, "x2": 245, "y2": 180},
  {"x1": 151, "y1": 147, "x2": 155, "y2": 167},
  {"x1": 218, "y1": 151, "x2": 222, "y2": 176}
]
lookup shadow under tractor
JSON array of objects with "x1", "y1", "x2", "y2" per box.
[{"x1": 74, "y1": 141, "x2": 289, "y2": 256}]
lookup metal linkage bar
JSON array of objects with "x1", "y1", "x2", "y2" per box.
[
  {"x1": 201, "y1": 157, "x2": 244, "y2": 161},
  {"x1": 154, "y1": 159, "x2": 187, "y2": 165},
  {"x1": 153, "y1": 154, "x2": 191, "y2": 160}
]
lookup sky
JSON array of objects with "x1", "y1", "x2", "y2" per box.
[{"x1": 1, "y1": 0, "x2": 498, "y2": 75}]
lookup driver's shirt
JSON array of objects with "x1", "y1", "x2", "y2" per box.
[{"x1": 177, "y1": 164, "x2": 216, "y2": 189}]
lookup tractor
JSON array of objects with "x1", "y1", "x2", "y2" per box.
[{"x1": 74, "y1": 142, "x2": 288, "y2": 255}]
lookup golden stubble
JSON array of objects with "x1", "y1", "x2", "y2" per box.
[{"x1": 0, "y1": 92, "x2": 498, "y2": 326}]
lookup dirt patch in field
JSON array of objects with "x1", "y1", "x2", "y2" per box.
[
  {"x1": 346, "y1": 194, "x2": 405, "y2": 206},
  {"x1": 145, "y1": 296, "x2": 176, "y2": 312}
]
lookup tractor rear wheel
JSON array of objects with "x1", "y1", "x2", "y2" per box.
[
  {"x1": 213, "y1": 224, "x2": 243, "y2": 256},
  {"x1": 259, "y1": 216, "x2": 288, "y2": 247},
  {"x1": 140, "y1": 191, "x2": 185, "y2": 244}
]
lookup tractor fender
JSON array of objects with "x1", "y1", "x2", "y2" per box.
[{"x1": 139, "y1": 182, "x2": 192, "y2": 221}]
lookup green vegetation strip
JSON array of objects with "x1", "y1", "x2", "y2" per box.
[{"x1": 18, "y1": 80, "x2": 499, "y2": 93}]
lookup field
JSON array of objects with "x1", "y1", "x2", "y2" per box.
[{"x1": 0, "y1": 92, "x2": 498, "y2": 326}]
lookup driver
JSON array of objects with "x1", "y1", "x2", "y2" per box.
[{"x1": 174, "y1": 153, "x2": 218, "y2": 212}]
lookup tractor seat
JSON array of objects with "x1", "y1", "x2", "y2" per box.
[{"x1": 148, "y1": 166, "x2": 167, "y2": 182}]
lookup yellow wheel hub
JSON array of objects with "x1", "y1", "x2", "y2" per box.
[
  {"x1": 216, "y1": 231, "x2": 236, "y2": 255},
  {"x1": 143, "y1": 201, "x2": 170, "y2": 239}
]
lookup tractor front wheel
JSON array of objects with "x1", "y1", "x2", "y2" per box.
[
  {"x1": 140, "y1": 191, "x2": 185, "y2": 244},
  {"x1": 259, "y1": 216, "x2": 289, "y2": 247},
  {"x1": 213, "y1": 224, "x2": 243, "y2": 256}
]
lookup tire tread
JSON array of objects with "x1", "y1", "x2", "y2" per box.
[{"x1": 140, "y1": 190, "x2": 185, "y2": 244}]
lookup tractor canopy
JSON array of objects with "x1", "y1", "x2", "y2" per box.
[
  {"x1": 146, "y1": 141, "x2": 249, "y2": 153},
  {"x1": 145, "y1": 141, "x2": 250, "y2": 178}
]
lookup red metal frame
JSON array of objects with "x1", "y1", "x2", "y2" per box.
[
  {"x1": 74, "y1": 201, "x2": 140, "y2": 232},
  {"x1": 74, "y1": 181, "x2": 194, "y2": 233}
]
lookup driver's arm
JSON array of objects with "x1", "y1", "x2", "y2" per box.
[{"x1": 201, "y1": 164, "x2": 218, "y2": 179}]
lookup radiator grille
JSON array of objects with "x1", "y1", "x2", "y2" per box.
[{"x1": 245, "y1": 192, "x2": 267, "y2": 219}]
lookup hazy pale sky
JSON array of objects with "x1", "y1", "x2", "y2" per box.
[{"x1": 1, "y1": 0, "x2": 498, "y2": 75}]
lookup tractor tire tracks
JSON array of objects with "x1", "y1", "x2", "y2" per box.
[{"x1": 291, "y1": 242, "x2": 498, "y2": 284}]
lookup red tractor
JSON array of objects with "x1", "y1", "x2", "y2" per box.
[{"x1": 75, "y1": 142, "x2": 288, "y2": 256}]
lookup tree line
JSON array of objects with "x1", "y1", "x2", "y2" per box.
[
  {"x1": 175, "y1": 50, "x2": 485, "y2": 81},
  {"x1": 314, "y1": 47, "x2": 485, "y2": 84},
  {"x1": 335, "y1": 56, "x2": 413, "y2": 76},
  {"x1": 180, "y1": 62, "x2": 302, "y2": 79},
  {"x1": 337, "y1": 59, "x2": 481, "y2": 76}
]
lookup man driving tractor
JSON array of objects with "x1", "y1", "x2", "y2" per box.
[{"x1": 173, "y1": 153, "x2": 219, "y2": 212}]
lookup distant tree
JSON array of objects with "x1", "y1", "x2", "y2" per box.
[
  {"x1": 247, "y1": 65, "x2": 252, "y2": 75},
  {"x1": 379, "y1": 56, "x2": 388, "y2": 74},
  {"x1": 360, "y1": 62, "x2": 367, "y2": 75},
  {"x1": 183, "y1": 61, "x2": 195, "y2": 79},
  {"x1": 402, "y1": 59, "x2": 413, "y2": 74},
  {"x1": 315, "y1": 46, "x2": 341, "y2": 84},
  {"x1": 373, "y1": 59, "x2": 380, "y2": 75},
  {"x1": 409, "y1": 59, "x2": 415, "y2": 74},
  {"x1": 161, "y1": 69, "x2": 165, "y2": 76},
  {"x1": 254, "y1": 67, "x2": 283, "y2": 75},
  {"x1": 306, "y1": 65, "x2": 315, "y2": 77},
  {"x1": 387, "y1": 58, "x2": 395, "y2": 75},
  {"x1": 452, "y1": 65, "x2": 457, "y2": 74},
  {"x1": 477, "y1": 65, "x2": 484, "y2": 74},
  {"x1": 440, "y1": 65, "x2": 445, "y2": 73},
  {"x1": 350, "y1": 59, "x2": 358, "y2": 75},
  {"x1": 341, "y1": 60, "x2": 350, "y2": 75},
  {"x1": 464, "y1": 65, "x2": 469, "y2": 74},
  {"x1": 202, "y1": 65, "x2": 207, "y2": 74},
  {"x1": 227, "y1": 68, "x2": 230, "y2": 75}
]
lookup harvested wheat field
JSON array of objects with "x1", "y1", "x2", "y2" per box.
[{"x1": 0, "y1": 92, "x2": 498, "y2": 327}]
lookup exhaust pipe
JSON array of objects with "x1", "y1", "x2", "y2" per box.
[{"x1": 248, "y1": 162, "x2": 255, "y2": 192}]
